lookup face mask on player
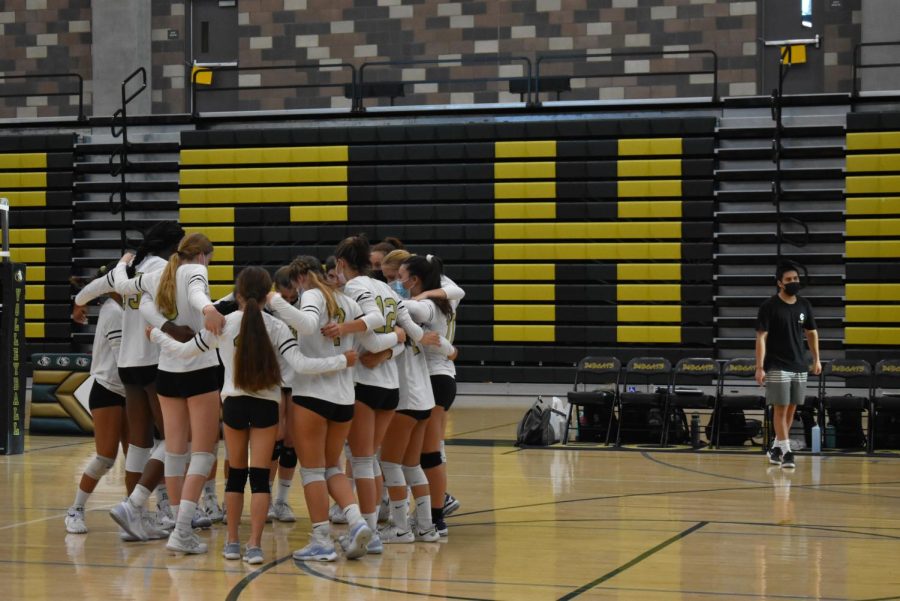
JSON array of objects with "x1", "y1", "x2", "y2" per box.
[
  {"x1": 391, "y1": 279, "x2": 409, "y2": 299},
  {"x1": 783, "y1": 281, "x2": 803, "y2": 296}
]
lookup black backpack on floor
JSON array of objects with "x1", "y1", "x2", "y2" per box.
[
  {"x1": 707, "y1": 407, "x2": 759, "y2": 446},
  {"x1": 515, "y1": 398, "x2": 554, "y2": 447}
]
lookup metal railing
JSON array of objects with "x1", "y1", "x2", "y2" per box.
[
  {"x1": 109, "y1": 67, "x2": 147, "y2": 253},
  {"x1": 536, "y1": 48, "x2": 719, "y2": 103},
  {"x1": 191, "y1": 63, "x2": 357, "y2": 116},
  {"x1": 0, "y1": 72, "x2": 85, "y2": 120},
  {"x1": 852, "y1": 40, "x2": 900, "y2": 97}
]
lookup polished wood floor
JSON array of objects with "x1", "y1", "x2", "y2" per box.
[{"x1": 3, "y1": 401, "x2": 900, "y2": 600}]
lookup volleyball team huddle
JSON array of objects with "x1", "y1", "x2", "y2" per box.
[{"x1": 66, "y1": 221, "x2": 462, "y2": 564}]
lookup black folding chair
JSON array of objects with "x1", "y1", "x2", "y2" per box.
[
  {"x1": 662, "y1": 358, "x2": 719, "y2": 447},
  {"x1": 714, "y1": 358, "x2": 766, "y2": 449},
  {"x1": 819, "y1": 359, "x2": 871, "y2": 451},
  {"x1": 615, "y1": 357, "x2": 671, "y2": 446},
  {"x1": 869, "y1": 359, "x2": 900, "y2": 452},
  {"x1": 564, "y1": 356, "x2": 620, "y2": 445}
]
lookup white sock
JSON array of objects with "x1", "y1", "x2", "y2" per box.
[
  {"x1": 128, "y1": 484, "x2": 151, "y2": 510},
  {"x1": 203, "y1": 481, "x2": 216, "y2": 496},
  {"x1": 312, "y1": 520, "x2": 330, "y2": 539},
  {"x1": 175, "y1": 500, "x2": 196, "y2": 535},
  {"x1": 363, "y1": 511, "x2": 377, "y2": 531},
  {"x1": 156, "y1": 485, "x2": 169, "y2": 504},
  {"x1": 275, "y1": 479, "x2": 291, "y2": 504},
  {"x1": 343, "y1": 503, "x2": 363, "y2": 526},
  {"x1": 414, "y1": 495, "x2": 432, "y2": 531},
  {"x1": 390, "y1": 499, "x2": 408, "y2": 531},
  {"x1": 779, "y1": 439, "x2": 792, "y2": 454},
  {"x1": 73, "y1": 488, "x2": 90, "y2": 509}
]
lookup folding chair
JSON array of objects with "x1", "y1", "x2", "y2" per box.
[
  {"x1": 564, "y1": 356, "x2": 620, "y2": 445},
  {"x1": 869, "y1": 359, "x2": 900, "y2": 452},
  {"x1": 714, "y1": 358, "x2": 766, "y2": 449},
  {"x1": 819, "y1": 359, "x2": 870, "y2": 451},
  {"x1": 615, "y1": 357, "x2": 671, "y2": 446},
  {"x1": 662, "y1": 358, "x2": 719, "y2": 447}
]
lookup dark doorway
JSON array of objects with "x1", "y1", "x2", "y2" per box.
[{"x1": 189, "y1": 0, "x2": 239, "y2": 113}]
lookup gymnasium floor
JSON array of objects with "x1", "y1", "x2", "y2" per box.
[{"x1": 3, "y1": 398, "x2": 900, "y2": 600}]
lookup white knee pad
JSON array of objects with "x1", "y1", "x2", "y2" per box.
[
  {"x1": 440, "y1": 440, "x2": 446, "y2": 463},
  {"x1": 187, "y1": 452, "x2": 216, "y2": 478},
  {"x1": 125, "y1": 444, "x2": 152, "y2": 474},
  {"x1": 300, "y1": 466, "x2": 326, "y2": 486},
  {"x1": 325, "y1": 466, "x2": 343, "y2": 480},
  {"x1": 402, "y1": 464, "x2": 428, "y2": 488},
  {"x1": 164, "y1": 451, "x2": 190, "y2": 477},
  {"x1": 350, "y1": 455, "x2": 375, "y2": 480},
  {"x1": 381, "y1": 461, "x2": 405, "y2": 488},
  {"x1": 84, "y1": 455, "x2": 115, "y2": 480},
  {"x1": 150, "y1": 440, "x2": 167, "y2": 463}
]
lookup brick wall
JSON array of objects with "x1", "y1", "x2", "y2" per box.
[
  {"x1": 0, "y1": 0, "x2": 91, "y2": 119},
  {"x1": 151, "y1": 1, "x2": 187, "y2": 114}
]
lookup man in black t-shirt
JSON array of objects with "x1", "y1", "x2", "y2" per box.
[{"x1": 755, "y1": 262, "x2": 821, "y2": 469}]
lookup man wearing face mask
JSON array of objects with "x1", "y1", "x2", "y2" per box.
[{"x1": 755, "y1": 261, "x2": 821, "y2": 469}]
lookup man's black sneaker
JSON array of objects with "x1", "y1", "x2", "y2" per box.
[{"x1": 781, "y1": 451, "x2": 796, "y2": 469}]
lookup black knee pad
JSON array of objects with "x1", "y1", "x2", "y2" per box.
[
  {"x1": 249, "y1": 467, "x2": 271, "y2": 494},
  {"x1": 279, "y1": 446, "x2": 297, "y2": 469},
  {"x1": 271, "y1": 439, "x2": 283, "y2": 462},
  {"x1": 225, "y1": 467, "x2": 248, "y2": 493},
  {"x1": 421, "y1": 451, "x2": 443, "y2": 469}
]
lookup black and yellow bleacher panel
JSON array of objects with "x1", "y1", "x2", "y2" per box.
[
  {"x1": 844, "y1": 112, "x2": 900, "y2": 362},
  {"x1": 1, "y1": 134, "x2": 76, "y2": 352},
  {"x1": 180, "y1": 117, "x2": 716, "y2": 381}
]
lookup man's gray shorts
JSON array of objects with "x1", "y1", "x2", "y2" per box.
[{"x1": 766, "y1": 370, "x2": 808, "y2": 406}]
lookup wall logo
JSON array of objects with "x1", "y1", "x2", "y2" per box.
[
  {"x1": 14, "y1": 270, "x2": 23, "y2": 283},
  {"x1": 75, "y1": 357, "x2": 90, "y2": 368},
  {"x1": 56, "y1": 356, "x2": 70, "y2": 367},
  {"x1": 37, "y1": 356, "x2": 51, "y2": 367}
]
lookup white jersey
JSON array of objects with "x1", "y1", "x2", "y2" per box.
[
  {"x1": 91, "y1": 298, "x2": 125, "y2": 397},
  {"x1": 150, "y1": 310, "x2": 347, "y2": 404},
  {"x1": 343, "y1": 276, "x2": 406, "y2": 389},
  {"x1": 111, "y1": 255, "x2": 168, "y2": 368},
  {"x1": 395, "y1": 299, "x2": 449, "y2": 412},
  {"x1": 269, "y1": 288, "x2": 365, "y2": 405},
  {"x1": 265, "y1": 297, "x2": 300, "y2": 389},
  {"x1": 441, "y1": 274, "x2": 465, "y2": 312},
  {"x1": 116, "y1": 262, "x2": 218, "y2": 373},
  {"x1": 409, "y1": 298, "x2": 457, "y2": 378}
]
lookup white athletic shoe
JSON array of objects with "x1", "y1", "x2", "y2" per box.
[
  {"x1": 377, "y1": 524, "x2": 414, "y2": 544},
  {"x1": 65, "y1": 506, "x2": 87, "y2": 534},
  {"x1": 243, "y1": 546, "x2": 264, "y2": 565},
  {"x1": 142, "y1": 511, "x2": 169, "y2": 540},
  {"x1": 270, "y1": 501, "x2": 296, "y2": 523},
  {"x1": 367, "y1": 531, "x2": 384, "y2": 554},
  {"x1": 339, "y1": 521, "x2": 372, "y2": 560},
  {"x1": 109, "y1": 500, "x2": 148, "y2": 541},
  {"x1": 166, "y1": 529, "x2": 208, "y2": 554},
  {"x1": 409, "y1": 518, "x2": 440, "y2": 542},
  {"x1": 377, "y1": 496, "x2": 390, "y2": 523},
  {"x1": 156, "y1": 499, "x2": 175, "y2": 530},
  {"x1": 328, "y1": 502, "x2": 348, "y2": 524},
  {"x1": 293, "y1": 532, "x2": 338, "y2": 562},
  {"x1": 202, "y1": 490, "x2": 224, "y2": 523},
  {"x1": 191, "y1": 506, "x2": 212, "y2": 529},
  {"x1": 222, "y1": 541, "x2": 241, "y2": 560}
]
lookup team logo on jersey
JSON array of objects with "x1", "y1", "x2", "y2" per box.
[
  {"x1": 799, "y1": 312, "x2": 805, "y2": 325},
  {"x1": 56, "y1": 356, "x2": 71, "y2": 367}
]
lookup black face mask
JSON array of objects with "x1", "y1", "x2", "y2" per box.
[
  {"x1": 372, "y1": 270, "x2": 387, "y2": 283},
  {"x1": 783, "y1": 282, "x2": 803, "y2": 296}
]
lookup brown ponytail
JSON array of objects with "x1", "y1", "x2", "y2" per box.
[
  {"x1": 233, "y1": 267, "x2": 281, "y2": 393},
  {"x1": 156, "y1": 233, "x2": 213, "y2": 319},
  {"x1": 289, "y1": 255, "x2": 339, "y2": 319}
]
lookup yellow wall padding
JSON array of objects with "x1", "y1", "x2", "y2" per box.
[
  {"x1": 207, "y1": 265, "x2": 234, "y2": 282},
  {"x1": 616, "y1": 263, "x2": 681, "y2": 280},
  {"x1": 845, "y1": 305, "x2": 900, "y2": 323},
  {"x1": 845, "y1": 240, "x2": 900, "y2": 258},
  {"x1": 495, "y1": 242, "x2": 681, "y2": 260},
  {"x1": 0, "y1": 172, "x2": 47, "y2": 188},
  {"x1": 493, "y1": 324, "x2": 555, "y2": 342},
  {"x1": 495, "y1": 141, "x2": 557, "y2": 159},
  {"x1": 25, "y1": 305, "x2": 44, "y2": 320},
  {"x1": 617, "y1": 305, "x2": 682, "y2": 322},
  {"x1": 617, "y1": 159, "x2": 681, "y2": 178},
  {"x1": 9, "y1": 248, "x2": 45, "y2": 263},
  {"x1": 25, "y1": 285, "x2": 45, "y2": 301},
  {"x1": 494, "y1": 182, "x2": 556, "y2": 199},
  {"x1": 846, "y1": 218, "x2": 900, "y2": 237},
  {"x1": 617, "y1": 200, "x2": 682, "y2": 219},
  {"x1": 846, "y1": 197, "x2": 900, "y2": 215},
  {"x1": 495, "y1": 221, "x2": 681, "y2": 240},
  {"x1": 25, "y1": 323, "x2": 45, "y2": 339},
  {"x1": 179, "y1": 207, "x2": 235, "y2": 223},
  {"x1": 617, "y1": 325, "x2": 681, "y2": 343},
  {"x1": 845, "y1": 327, "x2": 900, "y2": 345},
  {"x1": 494, "y1": 202, "x2": 557, "y2": 220},
  {"x1": 3, "y1": 191, "x2": 46, "y2": 207},
  {"x1": 180, "y1": 165, "x2": 348, "y2": 186},
  {"x1": 494, "y1": 162, "x2": 555, "y2": 180},
  {"x1": 0, "y1": 229, "x2": 46, "y2": 245},
  {"x1": 846, "y1": 283, "x2": 900, "y2": 301},
  {"x1": 617, "y1": 284, "x2": 681, "y2": 301},
  {"x1": 846, "y1": 154, "x2": 900, "y2": 173},
  {"x1": 493, "y1": 264, "x2": 555, "y2": 280},
  {"x1": 27, "y1": 266, "x2": 45, "y2": 282},
  {"x1": 493, "y1": 305, "x2": 556, "y2": 322},
  {"x1": 617, "y1": 180, "x2": 682, "y2": 198},
  {"x1": 618, "y1": 138, "x2": 682, "y2": 156},
  {"x1": 493, "y1": 284, "x2": 555, "y2": 301},
  {"x1": 210, "y1": 246, "x2": 234, "y2": 262},
  {"x1": 847, "y1": 132, "x2": 900, "y2": 151},
  {"x1": 180, "y1": 146, "x2": 349, "y2": 165},
  {"x1": 0, "y1": 153, "x2": 46, "y2": 169},
  {"x1": 184, "y1": 226, "x2": 233, "y2": 243},
  {"x1": 290, "y1": 205, "x2": 348, "y2": 222},
  {"x1": 846, "y1": 176, "x2": 900, "y2": 195},
  {"x1": 180, "y1": 186, "x2": 348, "y2": 205},
  {"x1": 209, "y1": 284, "x2": 233, "y2": 300}
]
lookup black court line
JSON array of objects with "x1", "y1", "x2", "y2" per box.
[
  {"x1": 24, "y1": 439, "x2": 94, "y2": 454},
  {"x1": 640, "y1": 450, "x2": 766, "y2": 484},
  {"x1": 447, "y1": 421, "x2": 520, "y2": 439},
  {"x1": 556, "y1": 521, "x2": 708, "y2": 600},
  {"x1": 224, "y1": 554, "x2": 295, "y2": 601}
]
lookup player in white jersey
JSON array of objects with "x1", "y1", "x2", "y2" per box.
[
  {"x1": 268, "y1": 255, "x2": 398, "y2": 562},
  {"x1": 110, "y1": 233, "x2": 226, "y2": 554},
  {"x1": 149, "y1": 266, "x2": 352, "y2": 564},
  {"x1": 72, "y1": 221, "x2": 185, "y2": 540},
  {"x1": 65, "y1": 264, "x2": 127, "y2": 534},
  {"x1": 369, "y1": 236, "x2": 405, "y2": 283}
]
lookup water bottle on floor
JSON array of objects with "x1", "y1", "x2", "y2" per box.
[{"x1": 811, "y1": 423, "x2": 821, "y2": 453}]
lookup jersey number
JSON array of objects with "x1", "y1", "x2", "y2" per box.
[
  {"x1": 333, "y1": 307, "x2": 347, "y2": 347},
  {"x1": 373, "y1": 296, "x2": 398, "y2": 334}
]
